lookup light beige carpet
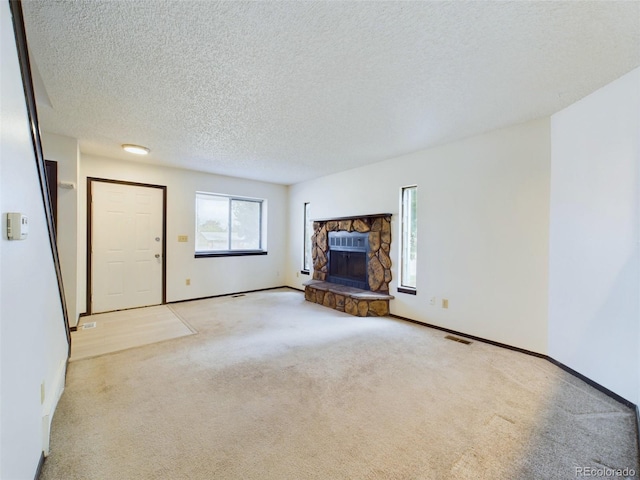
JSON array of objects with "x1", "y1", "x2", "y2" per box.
[
  {"x1": 70, "y1": 305, "x2": 196, "y2": 361},
  {"x1": 44, "y1": 289, "x2": 638, "y2": 479}
]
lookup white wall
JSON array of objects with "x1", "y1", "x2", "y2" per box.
[
  {"x1": 0, "y1": 2, "x2": 69, "y2": 478},
  {"x1": 41, "y1": 132, "x2": 81, "y2": 326},
  {"x1": 549, "y1": 67, "x2": 640, "y2": 404},
  {"x1": 79, "y1": 155, "x2": 288, "y2": 309},
  {"x1": 287, "y1": 118, "x2": 551, "y2": 354}
]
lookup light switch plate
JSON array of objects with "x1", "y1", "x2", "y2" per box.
[{"x1": 178, "y1": 235, "x2": 188, "y2": 242}]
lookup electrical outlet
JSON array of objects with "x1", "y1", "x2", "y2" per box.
[
  {"x1": 442, "y1": 298, "x2": 449, "y2": 309},
  {"x1": 178, "y1": 235, "x2": 188, "y2": 242},
  {"x1": 186, "y1": 278, "x2": 191, "y2": 286},
  {"x1": 429, "y1": 297, "x2": 436, "y2": 306}
]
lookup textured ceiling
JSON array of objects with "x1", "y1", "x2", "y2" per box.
[{"x1": 22, "y1": 1, "x2": 640, "y2": 185}]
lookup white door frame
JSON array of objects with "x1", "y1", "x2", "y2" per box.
[{"x1": 87, "y1": 177, "x2": 167, "y2": 315}]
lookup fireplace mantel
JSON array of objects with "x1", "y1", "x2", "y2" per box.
[{"x1": 312, "y1": 213, "x2": 393, "y2": 223}]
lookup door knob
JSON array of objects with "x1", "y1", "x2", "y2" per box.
[{"x1": 155, "y1": 254, "x2": 160, "y2": 258}]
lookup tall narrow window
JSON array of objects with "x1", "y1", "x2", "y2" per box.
[
  {"x1": 400, "y1": 186, "x2": 417, "y2": 292},
  {"x1": 195, "y1": 192, "x2": 266, "y2": 256},
  {"x1": 303, "y1": 202, "x2": 312, "y2": 272}
]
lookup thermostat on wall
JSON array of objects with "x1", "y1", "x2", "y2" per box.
[{"x1": 6, "y1": 212, "x2": 28, "y2": 240}]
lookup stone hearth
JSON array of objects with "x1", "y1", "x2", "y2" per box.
[
  {"x1": 303, "y1": 280, "x2": 393, "y2": 317},
  {"x1": 305, "y1": 213, "x2": 393, "y2": 316}
]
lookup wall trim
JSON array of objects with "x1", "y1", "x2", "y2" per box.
[
  {"x1": 546, "y1": 357, "x2": 635, "y2": 409},
  {"x1": 195, "y1": 251, "x2": 268, "y2": 258},
  {"x1": 388, "y1": 313, "x2": 547, "y2": 359},
  {"x1": 167, "y1": 286, "x2": 292, "y2": 305},
  {"x1": 388, "y1": 313, "x2": 636, "y2": 410}
]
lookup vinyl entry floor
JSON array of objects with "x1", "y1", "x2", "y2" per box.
[{"x1": 70, "y1": 304, "x2": 196, "y2": 361}]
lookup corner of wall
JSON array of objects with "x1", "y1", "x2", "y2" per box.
[
  {"x1": 548, "y1": 67, "x2": 640, "y2": 404},
  {"x1": 1, "y1": 3, "x2": 71, "y2": 477},
  {"x1": 41, "y1": 132, "x2": 81, "y2": 326},
  {"x1": 42, "y1": 358, "x2": 66, "y2": 456}
]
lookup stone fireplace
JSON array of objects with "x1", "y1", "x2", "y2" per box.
[{"x1": 303, "y1": 214, "x2": 393, "y2": 316}]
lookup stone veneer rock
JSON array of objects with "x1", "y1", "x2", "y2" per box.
[
  {"x1": 311, "y1": 214, "x2": 392, "y2": 292},
  {"x1": 303, "y1": 280, "x2": 393, "y2": 317},
  {"x1": 306, "y1": 214, "x2": 393, "y2": 317}
]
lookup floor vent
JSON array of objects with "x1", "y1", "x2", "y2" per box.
[
  {"x1": 445, "y1": 334, "x2": 471, "y2": 345},
  {"x1": 82, "y1": 322, "x2": 97, "y2": 330},
  {"x1": 231, "y1": 294, "x2": 246, "y2": 298}
]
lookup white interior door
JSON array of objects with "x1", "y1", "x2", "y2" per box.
[{"x1": 91, "y1": 181, "x2": 164, "y2": 313}]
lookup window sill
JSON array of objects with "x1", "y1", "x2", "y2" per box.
[
  {"x1": 195, "y1": 251, "x2": 268, "y2": 258},
  {"x1": 300, "y1": 270, "x2": 310, "y2": 275},
  {"x1": 397, "y1": 287, "x2": 417, "y2": 295}
]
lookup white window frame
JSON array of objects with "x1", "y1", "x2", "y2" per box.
[
  {"x1": 302, "y1": 202, "x2": 312, "y2": 273},
  {"x1": 195, "y1": 192, "x2": 267, "y2": 257},
  {"x1": 399, "y1": 185, "x2": 417, "y2": 293}
]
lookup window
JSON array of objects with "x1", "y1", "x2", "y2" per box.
[
  {"x1": 195, "y1": 192, "x2": 266, "y2": 256},
  {"x1": 400, "y1": 186, "x2": 417, "y2": 292},
  {"x1": 302, "y1": 202, "x2": 312, "y2": 273}
]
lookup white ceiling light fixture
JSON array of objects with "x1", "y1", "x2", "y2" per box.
[{"x1": 122, "y1": 144, "x2": 150, "y2": 155}]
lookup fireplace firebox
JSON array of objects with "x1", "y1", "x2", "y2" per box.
[{"x1": 327, "y1": 231, "x2": 369, "y2": 290}]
